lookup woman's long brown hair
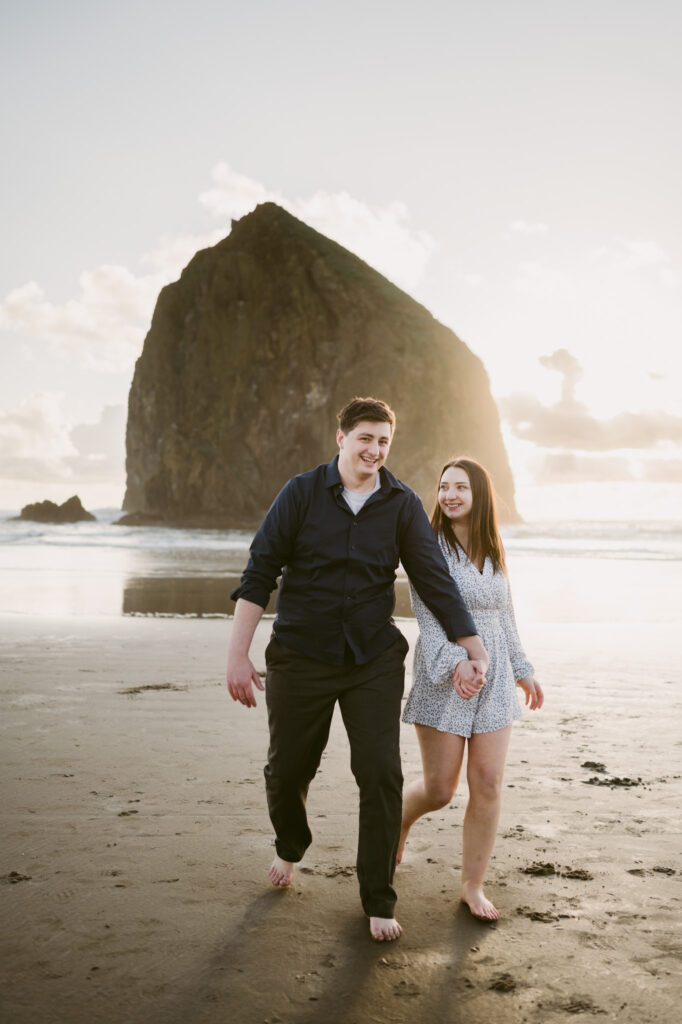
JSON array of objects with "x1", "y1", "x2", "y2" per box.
[{"x1": 430, "y1": 457, "x2": 507, "y2": 575}]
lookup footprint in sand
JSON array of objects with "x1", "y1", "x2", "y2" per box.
[
  {"x1": 2, "y1": 872, "x2": 31, "y2": 884},
  {"x1": 516, "y1": 906, "x2": 560, "y2": 922},
  {"x1": 559, "y1": 995, "x2": 606, "y2": 1015}
]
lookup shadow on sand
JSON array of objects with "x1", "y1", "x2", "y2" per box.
[{"x1": 156, "y1": 885, "x2": 497, "y2": 1024}]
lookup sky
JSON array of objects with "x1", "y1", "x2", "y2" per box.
[{"x1": 1, "y1": 0, "x2": 680, "y2": 520}]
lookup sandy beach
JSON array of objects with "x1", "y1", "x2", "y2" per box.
[{"x1": 1, "y1": 601, "x2": 680, "y2": 1024}]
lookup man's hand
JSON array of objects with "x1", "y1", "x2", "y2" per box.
[
  {"x1": 453, "y1": 660, "x2": 486, "y2": 700},
  {"x1": 226, "y1": 598, "x2": 265, "y2": 707},
  {"x1": 227, "y1": 654, "x2": 264, "y2": 708}
]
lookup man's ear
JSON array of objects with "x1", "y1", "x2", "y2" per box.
[{"x1": 336, "y1": 428, "x2": 345, "y2": 450}]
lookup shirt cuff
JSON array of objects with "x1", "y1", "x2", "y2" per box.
[
  {"x1": 230, "y1": 581, "x2": 271, "y2": 609},
  {"x1": 444, "y1": 610, "x2": 478, "y2": 642}
]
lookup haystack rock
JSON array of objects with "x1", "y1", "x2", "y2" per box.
[{"x1": 123, "y1": 203, "x2": 518, "y2": 527}]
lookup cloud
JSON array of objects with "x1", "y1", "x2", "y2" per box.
[
  {"x1": 0, "y1": 392, "x2": 78, "y2": 481},
  {"x1": 590, "y1": 238, "x2": 673, "y2": 275},
  {"x1": 139, "y1": 229, "x2": 227, "y2": 278},
  {"x1": 534, "y1": 452, "x2": 636, "y2": 483},
  {"x1": 644, "y1": 459, "x2": 682, "y2": 483},
  {"x1": 538, "y1": 348, "x2": 582, "y2": 403},
  {"x1": 296, "y1": 191, "x2": 437, "y2": 290},
  {"x1": 199, "y1": 162, "x2": 437, "y2": 290},
  {"x1": 508, "y1": 220, "x2": 549, "y2": 235},
  {"x1": 533, "y1": 453, "x2": 682, "y2": 484},
  {"x1": 502, "y1": 392, "x2": 682, "y2": 451},
  {"x1": 69, "y1": 405, "x2": 126, "y2": 479},
  {"x1": 501, "y1": 348, "x2": 682, "y2": 451},
  {"x1": 198, "y1": 162, "x2": 285, "y2": 220},
  {"x1": 0, "y1": 396, "x2": 125, "y2": 486},
  {"x1": 0, "y1": 268, "x2": 163, "y2": 373}
]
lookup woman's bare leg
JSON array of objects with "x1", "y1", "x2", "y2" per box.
[
  {"x1": 460, "y1": 726, "x2": 512, "y2": 919},
  {"x1": 398, "y1": 724, "x2": 466, "y2": 862}
]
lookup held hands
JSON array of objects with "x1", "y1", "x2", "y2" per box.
[
  {"x1": 453, "y1": 659, "x2": 486, "y2": 700},
  {"x1": 517, "y1": 674, "x2": 544, "y2": 710},
  {"x1": 226, "y1": 654, "x2": 264, "y2": 708}
]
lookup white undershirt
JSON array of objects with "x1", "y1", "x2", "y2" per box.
[{"x1": 342, "y1": 475, "x2": 381, "y2": 515}]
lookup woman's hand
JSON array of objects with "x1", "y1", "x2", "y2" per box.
[
  {"x1": 453, "y1": 660, "x2": 486, "y2": 700},
  {"x1": 517, "y1": 674, "x2": 543, "y2": 710}
]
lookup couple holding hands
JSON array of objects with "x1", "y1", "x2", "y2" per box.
[{"x1": 227, "y1": 397, "x2": 543, "y2": 941}]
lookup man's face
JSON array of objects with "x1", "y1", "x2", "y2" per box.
[{"x1": 336, "y1": 419, "x2": 393, "y2": 482}]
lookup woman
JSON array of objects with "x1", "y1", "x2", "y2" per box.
[{"x1": 400, "y1": 457, "x2": 543, "y2": 920}]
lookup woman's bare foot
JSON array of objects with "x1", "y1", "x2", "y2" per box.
[
  {"x1": 461, "y1": 881, "x2": 499, "y2": 920},
  {"x1": 369, "y1": 916, "x2": 402, "y2": 941},
  {"x1": 268, "y1": 855, "x2": 295, "y2": 887},
  {"x1": 396, "y1": 823, "x2": 410, "y2": 865}
]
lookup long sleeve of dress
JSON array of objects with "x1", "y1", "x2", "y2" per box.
[
  {"x1": 409, "y1": 582, "x2": 470, "y2": 685},
  {"x1": 501, "y1": 578, "x2": 534, "y2": 680}
]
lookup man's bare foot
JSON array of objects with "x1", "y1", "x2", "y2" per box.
[
  {"x1": 268, "y1": 855, "x2": 295, "y2": 887},
  {"x1": 461, "y1": 881, "x2": 499, "y2": 920},
  {"x1": 369, "y1": 916, "x2": 402, "y2": 941}
]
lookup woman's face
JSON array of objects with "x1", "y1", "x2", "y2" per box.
[{"x1": 438, "y1": 465, "x2": 473, "y2": 523}]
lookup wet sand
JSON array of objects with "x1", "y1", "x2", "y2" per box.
[{"x1": 1, "y1": 612, "x2": 680, "y2": 1024}]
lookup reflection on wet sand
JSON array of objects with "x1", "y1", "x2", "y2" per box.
[{"x1": 122, "y1": 576, "x2": 415, "y2": 617}]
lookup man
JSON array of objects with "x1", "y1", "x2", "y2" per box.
[{"x1": 227, "y1": 397, "x2": 487, "y2": 941}]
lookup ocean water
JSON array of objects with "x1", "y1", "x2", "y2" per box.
[{"x1": 0, "y1": 510, "x2": 680, "y2": 624}]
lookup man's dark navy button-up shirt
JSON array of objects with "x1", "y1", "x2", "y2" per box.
[{"x1": 230, "y1": 456, "x2": 477, "y2": 666}]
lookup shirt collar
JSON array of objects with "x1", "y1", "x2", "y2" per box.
[{"x1": 324, "y1": 455, "x2": 405, "y2": 493}]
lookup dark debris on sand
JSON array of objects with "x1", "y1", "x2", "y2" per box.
[
  {"x1": 2, "y1": 872, "x2": 32, "y2": 884},
  {"x1": 562, "y1": 867, "x2": 594, "y2": 880},
  {"x1": 559, "y1": 995, "x2": 607, "y2": 1014},
  {"x1": 522, "y1": 862, "x2": 557, "y2": 876},
  {"x1": 583, "y1": 776, "x2": 642, "y2": 788},
  {"x1": 581, "y1": 761, "x2": 607, "y2": 773},
  {"x1": 521, "y1": 862, "x2": 594, "y2": 880},
  {"x1": 628, "y1": 865, "x2": 677, "y2": 877},
  {"x1": 118, "y1": 683, "x2": 188, "y2": 695},
  {"x1": 489, "y1": 972, "x2": 517, "y2": 992}
]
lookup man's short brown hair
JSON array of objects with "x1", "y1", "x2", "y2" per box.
[{"x1": 336, "y1": 397, "x2": 396, "y2": 435}]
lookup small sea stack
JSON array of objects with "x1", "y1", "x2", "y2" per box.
[{"x1": 14, "y1": 495, "x2": 96, "y2": 523}]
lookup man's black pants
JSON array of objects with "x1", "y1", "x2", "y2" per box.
[{"x1": 263, "y1": 634, "x2": 409, "y2": 919}]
